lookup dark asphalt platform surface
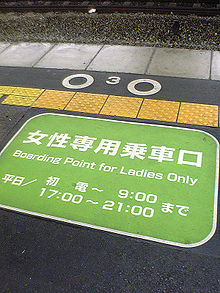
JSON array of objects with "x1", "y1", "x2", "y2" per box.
[
  {"x1": 0, "y1": 67, "x2": 219, "y2": 292},
  {"x1": 0, "y1": 66, "x2": 219, "y2": 104}
]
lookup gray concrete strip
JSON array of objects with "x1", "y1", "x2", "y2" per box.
[
  {"x1": 147, "y1": 47, "x2": 211, "y2": 79},
  {"x1": 0, "y1": 42, "x2": 215, "y2": 81},
  {"x1": 85, "y1": 45, "x2": 105, "y2": 70},
  {"x1": 0, "y1": 43, "x2": 53, "y2": 67},
  {"x1": 211, "y1": 51, "x2": 220, "y2": 81},
  {"x1": 87, "y1": 45, "x2": 154, "y2": 74},
  {"x1": 0, "y1": 42, "x2": 10, "y2": 54},
  {"x1": 34, "y1": 43, "x2": 103, "y2": 70}
]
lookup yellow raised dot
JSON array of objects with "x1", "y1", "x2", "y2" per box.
[
  {"x1": 2, "y1": 95, "x2": 38, "y2": 106},
  {"x1": 100, "y1": 95, "x2": 143, "y2": 118},
  {"x1": 33, "y1": 89, "x2": 75, "y2": 110},
  {"x1": 138, "y1": 99, "x2": 180, "y2": 122},
  {"x1": 0, "y1": 86, "x2": 17, "y2": 95},
  {"x1": 178, "y1": 103, "x2": 218, "y2": 127},
  {"x1": 13, "y1": 87, "x2": 44, "y2": 97},
  {"x1": 65, "y1": 92, "x2": 108, "y2": 114}
]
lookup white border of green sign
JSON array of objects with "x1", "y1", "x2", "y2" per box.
[{"x1": 0, "y1": 114, "x2": 219, "y2": 248}]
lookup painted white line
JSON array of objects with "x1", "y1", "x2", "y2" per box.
[{"x1": 22, "y1": 179, "x2": 37, "y2": 186}]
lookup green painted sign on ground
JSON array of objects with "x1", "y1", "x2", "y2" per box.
[{"x1": 0, "y1": 114, "x2": 218, "y2": 247}]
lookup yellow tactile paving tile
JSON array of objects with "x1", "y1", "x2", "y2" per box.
[
  {"x1": 100, "y1": 95, "x2": 143, "y2": 118},
  {"x1": 0, "y1": 86, "x2": 17, "y2": 95},
  {"x1": 2, "y1": 95, "x2": 38, "y2": 106},
  {"x1": 33, "y1": 89, "x2": 75, "y2": 110},
  {"x1": 138, "y1": 99, "x2": 180, "y2": 122},
  {"x1": 65, "y1": 92, "x2": 108, "y2": 114},
  {"x1": 178, "y1": 102, "x2": 218, "y2": 127},
  {"x1": 12, "y1": 87, "x2": 44, "y2": 97}
]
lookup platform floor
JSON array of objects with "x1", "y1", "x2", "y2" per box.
[
  {"x1": 0, "y1": 42, "x2": 219, "y2": 293},
  {"x1": 0, "y1": 42, "x2": 219, "y2": 80},
  {"x1": 0, "y1": 42, "x2": 219, "y2": 138},
  {"x1": 0, "y1": 67, "x2": 219, "y2": 135}
]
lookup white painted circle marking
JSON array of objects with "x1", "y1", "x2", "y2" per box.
[
  {"x1": 62, "y1": 74, "x2": 94, "y2": 89},
  {"x1": 127, "y1": 79, "x2": 162, "y2": 96}
]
